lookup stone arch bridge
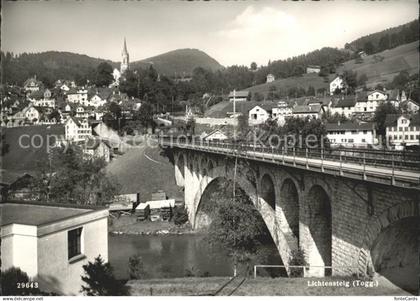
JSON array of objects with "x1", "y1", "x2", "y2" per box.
[{"x1": 161, "y1": 138, "x2": 420, "y2": 285}]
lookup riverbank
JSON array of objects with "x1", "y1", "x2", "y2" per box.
[
  {"x1": 109, "y1": 215, "x2": 194, "y2": 235},
  {"x1": 127, "y1": 276, "x2": 412, "y2": 296}
]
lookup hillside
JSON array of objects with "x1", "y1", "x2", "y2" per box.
[
  {"x1": 1, "y1": 51, "x2": 117, "y2": 87},
  {"x1": 337, "y1": 41, "x2": 419, "y2": 87},
  {"x1": 132, "y1": 48, "x2": 224, "y2": 76},
  {"x1": 106, "y1": 141, "x2": 183, "y2": 203},
  {"x1": 240, "y1": 73, "x2": 333, "y2": 98}
]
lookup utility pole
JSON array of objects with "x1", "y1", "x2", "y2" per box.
[{"x1": 233, "y1": 89, "x2": 236, "y2": 141}]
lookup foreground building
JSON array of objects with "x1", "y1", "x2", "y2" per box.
[
  {"x1": 0, "y1": 202, "x2": 109, "y2": 295},
  {"x1": 326, "y1": 121, "x2": 377, "y2": 147},
  {"x1": 386, "y1": 114, "x2": 420, "y2": 150}
]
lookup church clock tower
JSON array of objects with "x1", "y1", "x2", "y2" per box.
[{"x1": 121, "y1": 38, "x2": 129, "y2": 74}]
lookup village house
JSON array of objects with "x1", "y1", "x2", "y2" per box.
[
  {"x1": 330, "y1": 97, "x2": 356, "y2": 118},
  {"x1": 367, "y1": 90, "x2": 388, "y2": 101},
  {"x1": 11, "y1": 104, "x2": 41, "y2": 126},
  {"x1": 306, "y1": 65, "x2": 321, "y2": 74},
  {"x1": 67, "y1": 88, "x2": 88, "y2": 104},
  {"x1": 83, "y1": 137, "x2": 112, "y2": 162},
  {"x1": 326, "y1": 121, "x2": 377, "y2": 148},
  {"x1": 292, "y1": 104, "x2": 324, "y2": 120},
  {"x1": 329, "y1": 76, "x2": 345, "y2": 95},
  {"x1": 272, "y1": 101, "x2": 293, "y2": 119},
  {"x1": 248, "y1": 105, "x2": 271, "y2": 126},
  {"x1": 65, "y1": 117, "x2": 92, "y2": 141},
  {"x1": 75, "y1": 106, "x2": 90, "y2": 119},
  {"x1": 228, "y1": 90, "x2": 249, "y2": 102},
  {"x1": 400, "y1": 99, "x2": 420, "y2": 114},
  {"x1": 266, "y1": 74, "x2": 275, "y2": 83},
  {"x1": 386, "y1": 114, "x2": 420, "y2": 150},
  {"x1": 200, "y1": 127, "x2": 229, "y2": 141},
  {"x1": 32, "y1": 89, "x2": 56, "y2": 108},
  {"x1": 0, "y1": 202, "x2": 108, "y2": 295},
  {"x1": 23, "y1": 76, "x2": 43, "y2": 92}
]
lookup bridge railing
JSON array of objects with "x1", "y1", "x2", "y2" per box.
[{"x1": 159, "y1": 136, "x2": 420, "y2": 171}]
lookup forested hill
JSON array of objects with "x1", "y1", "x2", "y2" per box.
[
  {"x1": 131, "y1": 48, "x2": 224, "y2": 76},
  {"x1": 1, "y1": 51, "x2": 117, "y2": 87},
  {"x1": 1, "y1": 48, "x2": 224, "y2": 87},
  {"x1": 346, "y1": 19, "x2": 419, "y2": 54}
]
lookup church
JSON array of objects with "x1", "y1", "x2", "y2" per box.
[{"x1": 112, "y1": 38, "x2": 130, "y2": 85}]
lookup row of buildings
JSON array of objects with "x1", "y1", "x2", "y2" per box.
[{"x1": 211, "y1": 88, "x2": 420, "y2": 149}]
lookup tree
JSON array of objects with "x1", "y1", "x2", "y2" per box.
[
  {"x1": 95, "y1": 62, "x2": 114, "y2": 87},
  {"x1": 342, "y1": 70, "x2": 357, "y2": 94},
  {"x1": 30, "y1": 144, "x2": 120, "y2": 205},
  {"x1": 250, "y1": 62, "x2": 257, "y2": 71},
  {"x1": 374, "y1": 102, "x2": 399, "y2": 140},
  {"x1": 363, "y1": 41, "x2": 375, "y2": 55},
  {"x1": 206, "y1": 180, "x2": 269, "y2": 275},
  {"x1": 128, "y1": 254, "x2": 145, "y2": 280},
  {"x1": 173, "y1": 206, "x2": 189, "y2": 225},
  {"x1": 1, "y1": 268, "x2": 43, "y2": 296},
  {"x1": 378, "y1": 34, "x2": 390, "y2": 51},
  {"x1": 252, "y1": 92, "x2": 264, "y2": 102},
  {"x1": 81, "y1": 255, "x2": 128, "y2": 296},
  {"x1": 306, "y1": 86, "x2": 315, "y2": 96}
]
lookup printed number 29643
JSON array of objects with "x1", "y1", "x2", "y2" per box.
[{"x1": 17, "y1": 282, "x2": 39, "y2": 289}]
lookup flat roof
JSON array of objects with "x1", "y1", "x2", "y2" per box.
[{"x1": 0, "y1": 202, "x2": 95, "y2": 227}]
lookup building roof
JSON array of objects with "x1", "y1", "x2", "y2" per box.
[
  {"x1": 385, "y1": 113, "x2": 420, "y2": 127},
  {"x1": 228, "y1": 91, "x2": 249, "y2": 98},
  {"x1": 292, "y1": 104, "x2": 322, "y2": 114},
  {"x1": 332, "y1": 97, "x2": 356, "y2": 108},
  {"x1": 307, "y1": 65, "x2": 321, "y2": 69},
  {"x1": 367, "y1": 90, "x2": 387, "y2": 96},
  {"x1": 0, "y1": 202, "x2": 102, "y2": 227},
  {"x1": 326, "y1": 121, "x2": 375, "y2": 131}
]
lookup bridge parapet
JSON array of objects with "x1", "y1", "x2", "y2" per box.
[{"x1": 160, "y1": 137, "x2": 420, "y2": 189}]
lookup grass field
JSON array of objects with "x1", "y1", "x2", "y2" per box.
[
  {"x1": 337, "y1": 41, "x2": 419, "y2": 87},
  {"x1": 127, "y1": 275, "x2": 412, "y2": 296},
  {"x1": 106, "y1": 137, "x2": 183, "y2": 203},
  {"x1": 241, "y1": 73, "x2": 333, "y2": 98},
  {"x1": 234, "y1": 41, "x2": 419, "y2": 98}
]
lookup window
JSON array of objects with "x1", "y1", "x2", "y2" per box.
[
  {"x1": 410, "y1": 135, "x2": 414, "y2": 140},
  {"x1": 362, "y1": 139, "x2": 366, "y2": 143},
  {"x1": 68, "y1": 227, "x2": 82, "y2": 259}
]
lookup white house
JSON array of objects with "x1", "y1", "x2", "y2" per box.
[
  {"x1": 266, "y1": 74, "x2": 275, "y2": 83},
  {"x1": 65, "y1": 117, "x2": 92, "y2": 141},
  {"x1": 292, "y1": 104, "x2": 323, "y2": 120},
  {"x1": 67, "y1": 88, "x2": 88, "y2": 104},
  {"x1": 0, "y1": 202, "x2": 108, "y2": 295},
  {"x1": 330, "y1": 97, "x2": 356, "y2": 118},
  {"x1": 88, "y1": 94, "x2": 107, "y2": 108},
  {"x1": 23, "y1": 76, "x2": 42, "y2": 92},
  {"x1": 13, "y1": 104, "x2": 41, "y2": 124},
  {"x1": 306, "y1": 65, "x2": 321, "y2": 74},
  {"x1": 84, "y1": 137, "x2": 111, "y2": 162},
  {"x1": 248, "y1": 105, "x2": 270, "y2": 125},
  {"x1": 326, "y1": 121, "x2": 377, "y2": 147},
  {"x1": 329, "y1": 76, "x2": 345, "y2": 95},
  {"x1": 386, "y1": 114, "x2": 420, "y2": 150},
  {"x1": 228, "y1": 90, "x2": 249, "y2": 102},
  {"x1": 60, "y1": 84, "x2": 70, "y2": 92},
  {"x1": 367, "y1": 90, "x2": 388, "y2": 101},
  {"x1": 75, "y1": 106, "x2": 89, "y2": 119},
  {"x1": 272, "y1": 101, "x2": 292, "y2": 118},
  {"x1": 400, "y1": 99, "x2": 419, "y2": 114},
  {"x1": 201, "y1": 128, "x2": 228, "y2": 141}
]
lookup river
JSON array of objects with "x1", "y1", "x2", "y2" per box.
[{"x1": 109, "y1": 234, "x2": 282, "y2": 280}]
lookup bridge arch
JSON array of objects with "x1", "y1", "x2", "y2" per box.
[
  {"x1": 260, "y1": 173, "x2": 276, "y2": 210},
  {"x1": 191, "y1": 165, "x2": 296, "y2": 271},
  {"x1": 360, "y1": 200, "x2": 419, "y2": 293},
  {"x1": 174, "y1": 152, "x2": 185, "y2": 187},
  {"x1": 278, "y1": 178, "x2": 300, "y2": 242},
  {"x1": 304, "y1": 184, "x2": 332, "y2": 276}
]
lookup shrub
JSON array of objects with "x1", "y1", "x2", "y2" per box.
[
  {"x1": 128, "y1": 254, "x2": 145, "y2": 280},
  {"x1": 81, "y1": 255, "x2": 128, "y2": 296},
  {"x1": 0, "y1": 267, "x2": 49, "y2": 296},
  {"x1": 288, "y1": 249, "x2": 307, "y2": 277},
  {"x1": 173, "y1": 206, "x2": 189, "y2": 225}
]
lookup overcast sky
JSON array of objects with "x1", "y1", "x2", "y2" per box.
[{"x1": 2, "y1": 0, "x2": 418, "y2": 66}]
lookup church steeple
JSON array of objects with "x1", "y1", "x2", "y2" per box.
[{"x1": 121, "y1": 37, "x2": 129, "y2": 74}]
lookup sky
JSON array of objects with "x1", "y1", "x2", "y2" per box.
[{"x1": 2, "y1": 0, "x2": 418, "y2": 67}]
